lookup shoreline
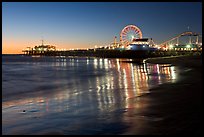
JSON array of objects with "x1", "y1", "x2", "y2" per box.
[
  {"x1": 2, "y1": 55, "x2": 202, "y2": 135},
  {"x1": 122, "y1": 55, "x2": 203, "y2": 135}
]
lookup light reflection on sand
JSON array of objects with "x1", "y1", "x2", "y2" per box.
[{"x1": 2, "y1": 57, "x2": 178, "y2": 135}]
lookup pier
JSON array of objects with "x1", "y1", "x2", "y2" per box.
[
  {"x1": 22, "y1": 48, "x2": 202, "y2": 59},
  {"x1": 22, "y1": 27, "x2": 202, "y2": 59}
]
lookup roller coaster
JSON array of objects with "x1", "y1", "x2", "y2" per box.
[{"x1": 158, "y1": 31, "x2": 202, "y2": 50}]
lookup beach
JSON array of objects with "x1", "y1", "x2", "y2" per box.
[
  {"x1": 122, "y1": 55, "x2": 203, "y2": 135},
  {"x1": 2, "y1": 55, "x2": 202, "y2": 135}
]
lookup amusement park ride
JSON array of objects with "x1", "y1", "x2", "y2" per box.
[
  {"x1": 109, "y1": 24, "x2": 202, "y2": 51},
  {"x1": 158, "y1": 31, "x2": 202, "y2": 50},
  {"x1": 109, "y1": 24, "x2": 157, "y2": 51},
  {"x1": 120, "y1": 24, "x2": 143, "y2": 47}
]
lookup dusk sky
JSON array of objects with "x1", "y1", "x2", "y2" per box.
[{"x1": 2, "y1": 2, "x2": 202, "y2": 54}]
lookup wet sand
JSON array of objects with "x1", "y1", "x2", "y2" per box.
[{"x1": 122, "y1": 55, "x2": 203, "y2": 135}]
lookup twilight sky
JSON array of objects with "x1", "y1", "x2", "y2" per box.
[{"x1": 2, "y1": 2, "x2": 202, "y2": 54}]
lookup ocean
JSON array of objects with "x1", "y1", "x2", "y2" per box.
[{"x1": 2, "y1": 55, "x2": 179, "y2": 135}]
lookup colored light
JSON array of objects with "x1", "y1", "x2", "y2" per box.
[{"x1": 186, "y1": 45, "x2": 191, "y2": 48}]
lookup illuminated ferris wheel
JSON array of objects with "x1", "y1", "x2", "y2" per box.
[{"x1": 120, "y1": 25, "x2": 143, "y2": 47}]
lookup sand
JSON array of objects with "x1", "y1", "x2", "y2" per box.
[{"x1": 122, "y1": 55, "x2": 203, "y2": 135}]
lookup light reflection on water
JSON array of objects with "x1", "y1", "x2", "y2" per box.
[{"x1": 2, "y1": 56, "x2": 178, "y2": 135}]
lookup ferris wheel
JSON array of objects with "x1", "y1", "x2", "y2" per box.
[{"x1": 120, "y1": 25, "x2": 143, "y2": 47}]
